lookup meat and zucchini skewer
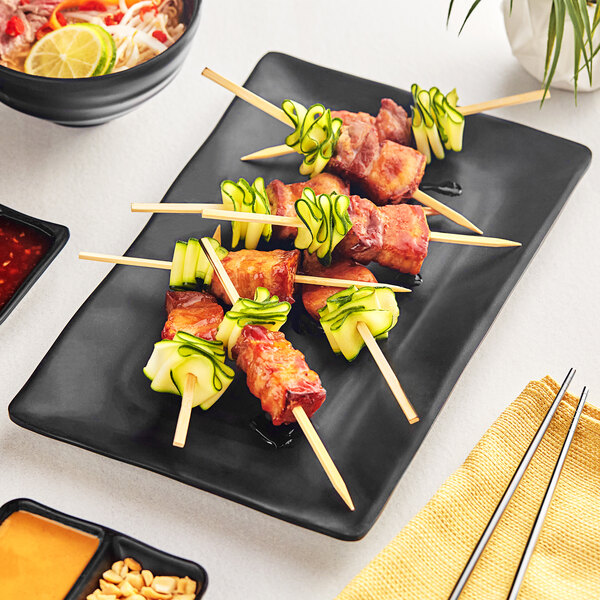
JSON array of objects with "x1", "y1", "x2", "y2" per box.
[
  {"x1": 200, "y1": 67, "x2": 480, "y2": 234},
  {"x1": 79, "y1": 235, "x2": 410, "y2": 296},
  {"x1": 200, "y1": 69, "x2": 544, "y2": 234},
  {"x1": 232, "y1": 80, "x2": 546, "y2": 167},
  {"x1": 200, "y1": 192, "x2": 521, "y2": 276},
  {"x1": 198, "y1": 238, "x2": 354, "y2": 510}
]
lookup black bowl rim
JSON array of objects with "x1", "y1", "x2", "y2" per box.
[
  {"x1": 0, "y1": 497, "x2": 209, "y2": 599},
  {"x1": 0, "y1": 0, "x2": 201, "y2": 84},
  {"x1": 0, "y1": 204, "x2": 69, "y2": 326}
]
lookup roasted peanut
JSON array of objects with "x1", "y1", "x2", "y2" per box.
[
  {"x1": 124, "y1": 558, "x2": 142, "y2": 572},
  {"x1": 112, "y1": 561, "x2": 125, "y2": 574},
  {"x1": 126, "y1": 572, "x2": 144, "y2": 590},
  {"x1": 103, "y1": 570, "x2": 123, "y2": 584},
  {"x1": 152, "y1": 576, "x2": 177, "y2": 594},
  {"x1": 119, "y1": 579, "x2": 137, "y2": 596}
]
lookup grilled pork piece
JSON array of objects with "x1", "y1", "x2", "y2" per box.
[
  {"x1": 232, "y1": 325, "x2": 326, "y2": 425},
  {"x1": 209, "y1": 249, "x2": 300, "y2": 305},
  {"x1": 335, "y1": 196, "x2": 430, "y2": 275},
  {"x1": 328, "y1": 99, "x2": 425, "y2": 205},
  {"x1": 327, "y1": 117, "x2": 380, "y2": 181},
  {"x1": 301, "y1": 253, "x2": 377, "y2": 320},
  {"x1": 359, "y1": 140, "x2": 426, "y2": 203},
  {"x1": 266, "y1": 173, "x2": 350, "y2": 240},
  {"x1": 162, "y1": 291, "x2": 224, "y2": 341},
  {"x1": 374, "y1": 98, "x2": 412, "y2": 146},
  {"x1": 268, "y1": 177, "x2": 431, "y2": 275}
]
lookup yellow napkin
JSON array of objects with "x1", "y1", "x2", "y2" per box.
[{"x1": 336, "y1": 377, "x2": 600, "y2": 600}]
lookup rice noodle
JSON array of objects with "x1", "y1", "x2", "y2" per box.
[{"x1": 105, "y1": 24, "x2": 167, "y2": 53}]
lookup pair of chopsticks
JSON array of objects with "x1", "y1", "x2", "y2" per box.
[{"x1": 449, "y1": 368, "x2": 589, "y2": 600}]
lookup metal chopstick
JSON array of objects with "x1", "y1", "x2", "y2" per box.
[
  {"x1": 505, "y1": 386, "x2": 588, "y2": 599},
  {"x1": 447, "y1": 368, "x2": 576, "y2": 600}
]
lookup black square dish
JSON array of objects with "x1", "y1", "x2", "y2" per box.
[
  {"x1": 0, "y1": 498, "x2": 208, "y2": 599},
  {"x1": 0, "y1": 204, "x2": 69, "y2": 325},
  {"x1": 9, "y1": 53, "x2": 591, "y2": 540}
]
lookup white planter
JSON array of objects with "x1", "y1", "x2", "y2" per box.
[{"x1": 503, "y1": 0, "x2": 600, "y2": 91}]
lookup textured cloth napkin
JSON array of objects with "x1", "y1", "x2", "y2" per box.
[{"x1": 336, "y1": 377, "x2": 600, "y2": 600}]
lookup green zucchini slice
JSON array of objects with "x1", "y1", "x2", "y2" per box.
[
  {"x1": 319, "y1": 286, "x2": 400, "y2": 361},
  {"x1": 294, "y1": 188, "x2": 352, "y2": 266},
  {"x1": 216, "y1": 286, "x2": 291, "y2": 358},
  {"x1": 220, "y1": 177, "x2": 272, "y2": 249},
  {"x1": 282, "y1": 99, "x2": 342, "y2": 178},
  {"x1": 411, "y1": 84, "x2": 465, "y2": 164},
  {"x1": 143, "y1": 332, "x2": 234, "y2": 410}
]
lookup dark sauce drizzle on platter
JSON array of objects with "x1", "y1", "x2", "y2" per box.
[{"x1": 250, "y1": 414, "x2": 299, "y2": 448}]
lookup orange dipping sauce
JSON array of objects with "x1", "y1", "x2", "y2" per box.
[{"x1": 0, "y1": 510, "x2": 100, "y2": 600}]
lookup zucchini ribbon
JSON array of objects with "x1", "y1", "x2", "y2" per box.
[
  {"x1": 411, "y1": 85, "x2": 465, "y2": 164},
  {"x1": 282, "y1": 99, "x2": 342, "y2": 177},
  {"x1": 319, "y1": 286, "x2": 399, "y2": 361},
  {"x1": 220, "y1": 177, "x2": 272, "y2": 250},
  {"x1": 144, "y1": 332, "x2": 234, "y2": 410},
  {"x1": 169, "y1": 237, "x2": 229, "y2": 289},
  {"x1": 294, "y1": 188, "x2": 352, "y2": 267},
  {"x1": 216, "y1": 287, "x2": 291, "y2": 358}
]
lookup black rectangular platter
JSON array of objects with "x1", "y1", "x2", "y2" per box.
[{"x1": 9, "y1": 53, "x2": 591, "y2": 539}]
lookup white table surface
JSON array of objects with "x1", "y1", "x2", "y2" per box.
[{"x1": 1, "y1": 1, "x2": 599, "y2": 598}]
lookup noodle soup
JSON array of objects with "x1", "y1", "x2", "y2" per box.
[{"x1": 0, "y1": 0, "x2": 185, "y2": 77}]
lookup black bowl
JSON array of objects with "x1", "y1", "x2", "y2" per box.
[
  {"x1": 0, "y1": 0, "x2": 201, "y2": 126},
  {"x1": 0, "y1": 204, "x2": 69, "y2": 326},
  {"x1": 0, "y1": 498, "x2": 208, "y2": 599}
]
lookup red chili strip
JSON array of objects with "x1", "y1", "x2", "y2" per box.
[
  {"x1": 152, "y1": 30, "x2": 167, "y2": 43},
  {"x1": 79, "y1": 1, "x2": 107, "y2": 10},
  {"x1": 140, "y1": 4, "x2": 157, "y2": 19},
  {"x1": 5, "y1": 16, "x2": 25, "y2": 37}
]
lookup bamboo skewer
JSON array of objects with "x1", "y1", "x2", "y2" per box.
[
  {"x1": 199, "y1": 237, "x2": 355, "y2": 511},
  {"x1": 240, "y1": 89, "x2": 549, "y2": 160},
  {"x1": 172, "y1": 225, "x2": 221, "y2": 448},
  {"x1": 413, "y1": 190, "x2": 481, "y2": 234},
  {"x1": 241, "y1": 144, "x2": 291, "y2": 161},
  {"x1": 294, "y1": 274, "x2": 406, "y2": 292},
  {"x1": 428, "y1": 232, "x2": 522, "y2": 248},
  {"x1": 291, "y1": 405, "x2": 355, "y2": 509},
  {"x1": 131, "y1": 202, "x2": 438, "y2": 217},
  {"x1": 172, "y1": 373, "x2": 196, "y2": 448},
  {"x1": 202, "y1": 67, "x2": 291, "y2": 126},
  {"x1": 198, "y1": 208, "x2": 521, "y2": 248},
  {"x1": 78, "y1": 252, "x2": 411, "y2": 293},
  {"x1": 356, "y1": 322, "x2": 418, "y2": 424},
  {"x1": 201, "y1": 68, "x2": 482, "y2": 235},
  {"x1": 132, "y1": 203, "x2": 219, "y2": 213},
  {"x1": 458, "y1": 88, "x2": 547, "y2": 116}
]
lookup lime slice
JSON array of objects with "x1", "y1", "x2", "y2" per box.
[
  {"x1": 76, "y1": 23, "x2": 117, "y2": 75},
  {"x1": 24, "y1": 24, "x2": 107, "y2": 78}
]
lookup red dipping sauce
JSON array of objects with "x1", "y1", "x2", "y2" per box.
[{"x1": 0, "y1": 216, "x2": 52, "y2": 309}]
